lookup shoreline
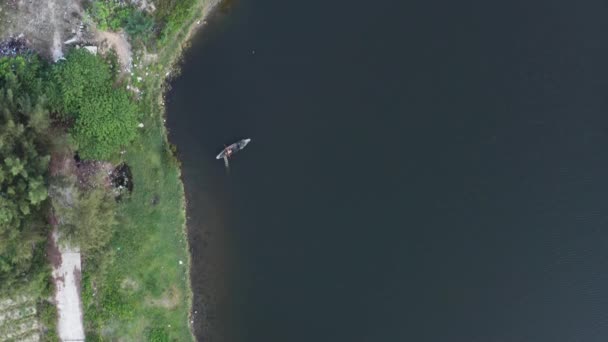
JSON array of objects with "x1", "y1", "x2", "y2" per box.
[{"x1": 146, "y1": 0, "x2": 222, "y2": 339}]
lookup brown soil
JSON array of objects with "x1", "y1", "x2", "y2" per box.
[
  {"x1": 49, "y1": 149, "x2": 77, "y2": 178},
  {"x1": 46, "y1": 227, "x2": 62, "y2": 269},
  {"x1": 0, "y1": 0, "x2": 85, "y2": 59},
  {"x1": 96, "y1": 30, "x2": 132, "y2": 72},
  {"x1": 75, "y1": 160, "x2": 114, "y2": 190}
]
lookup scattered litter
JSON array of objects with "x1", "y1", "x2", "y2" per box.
[
  {"x1": 83, "y1": 46, "x2": 98, "y2": 55},
  {"x1": 0, "y1": 37, "x2": 30, "y2": 57},
  {"x1": 137, "y1": 123, "x2": 144, "y2": 128},
  {"x1": 178, "y1": 260, "x2": 183, "y2": 265}
]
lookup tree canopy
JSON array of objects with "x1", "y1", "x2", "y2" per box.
[{"x1": 0, "y1": 55, "x2": 50, "y2": 287}]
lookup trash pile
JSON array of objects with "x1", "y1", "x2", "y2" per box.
[
  {"x1": 0, "y1": 37, "x2": 30, "y2": 57},
  {"x1": 110, "y1": 163, "x2": 133, "y2": 198}
]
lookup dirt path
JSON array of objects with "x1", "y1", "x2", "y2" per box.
[
  {"x1": 96, "y1": 30, "x2": 133, "y2": 72},
  {"x1": 48, "y1": 151, "x2": 84, "y2": 342},
  {"x1": 50, "y1": 230, "x2": 84, "y2": 342}
]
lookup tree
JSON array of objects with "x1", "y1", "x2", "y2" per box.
[{"x1": 0, "y1": 55, "x2": 51, "y2": 288}]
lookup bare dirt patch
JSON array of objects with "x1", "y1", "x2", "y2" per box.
[
  {"x1": 75, "y1": 159, "x2": 114, "y2": 190},
  {"x1": 0, "y1": 0, "x2": 84, "y2": 59},
  {"x1": 46, "y1": 224, "x2": 62, "y2": 269},
  {"x1": 96, "y1": 30, "x2": 132, "y2": 72}
]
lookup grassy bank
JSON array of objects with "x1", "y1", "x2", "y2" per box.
[{"x1": 81, "y1": 0, "x2": 220, "y2": 340}]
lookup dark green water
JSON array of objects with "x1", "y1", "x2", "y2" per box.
[{"x1": 167, "y1": 0, "x2": 608, "y2": 341}]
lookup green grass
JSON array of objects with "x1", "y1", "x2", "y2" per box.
[
  {"x1": 82, "y1": 117, "x2": 191, "y2": 339},
  {"x1": 81, "y1": 92, "x2": 192, "y2": 340},
  {"x1": 80, "y1": 0, "x2": 216, "y2": 339}
]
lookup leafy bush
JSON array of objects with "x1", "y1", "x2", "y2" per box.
[
  {"x1": 147, "y1": 327, "x2": 170, "y2": 342},
  {"x1": 51, "y1": 49, "x2": 139, "y2": 160},
  {"x1": 50, "y1": 48, "x2": 111, "y2": 115},
  {"x1": 155, "y1": 0, "x2": 196, "y2": 43},
  {"x1": 88, "y1": 0, "x2": 131, "y2": 31},
  {"x1": 125, "y1": 10, "x2": 155, "y2": 45},
  {"x1": 38, "y1": 300, "x2": 58, "y2": 327},
  {"x1": 73, "y1": 89, "x2": 138, "y2": 160}
]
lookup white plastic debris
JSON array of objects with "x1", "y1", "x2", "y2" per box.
[
  {"x1": 138, "y1": 123, "x2": 144, "y2": 128},
  {"x1": 83, "y1": 46, "x2": 97, "y2": 55},
  {"x1": 178, "y1": 260, "x2": 183, "y2": 265}
]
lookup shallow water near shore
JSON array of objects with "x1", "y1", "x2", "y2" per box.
[{"x1": 168, "y1": 0, "x2": 608, "y2": 341}]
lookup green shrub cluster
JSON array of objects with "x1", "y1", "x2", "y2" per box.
[
  {"x1": 88, "y1": 0, "x2": 133, "y2": 31},
  {"x1": 147, "y1": 327, "x2": 170, "y2": 342},
  {"x1": 0, "y1": 55, "x2": 52, "y2": 290},
  {"x1": 154, "y1": 0, "x2": 197, "y2": 44},
  {"x1": 87, "y1": 1, "x2": 156, "y2": 45},
  {"x1": 38, "y1": 299, "x2": 59, "y2": 341},
  {"x1": 51, "y1": 49, "x2": 140, "y2": 160},
  {"x1": 87, "y1": 0, "x2": 197, "y2": 48}
]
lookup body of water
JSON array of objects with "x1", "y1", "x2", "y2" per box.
[{"x1": 167, "y1": 0, "x2": 608, "y2": 341}]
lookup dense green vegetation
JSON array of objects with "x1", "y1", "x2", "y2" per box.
[
  {"x1": 78, "y1": 0, "x2": 217, "y2": 338},
  {"x1": 82, "y1": 114, "x2": 191, "y2": 339},
  {"x1": 0, "y1": 54, "x2": 58, "y2": 341},
  {"x1": 87, "y1": 0, "x2": 197, "y2": 47},
  {"x1": 0, "y1": 46, "x2": 141, "y2": 340},
  {"x1": 0, "y1": 0, "x2": 212, "y2": 339},
  {"x1": 87, "y1": 1, "x2": 156, "y2": 45},
  {"x1": 51, "y1": 49, "x2": 140, "y2": 160},
  {"x1": 0, "y1": 55, "x2": 51, "y2": 292},
  {"x1": 51, "y1": 173, "x2": 118, "y2": 255}
]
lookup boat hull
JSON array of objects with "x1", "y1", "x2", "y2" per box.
[{"x1": 216, "y1": 138, "x2": 251, "y2": 159}]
